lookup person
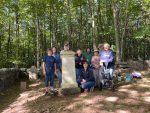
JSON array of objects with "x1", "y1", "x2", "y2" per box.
[
  {"x1": 98, "y1": 44, "x2": 104, "y2": 52},
  {"x1": 83, "y1": 48, "x2": 93, "y2": 65},
  {"x1": 91, "y1": 49, "x2": 100, "y2": 87},
  {"x1": 77, "y1": 60, "x2": 95, "y2": 93},
  {"x1": 75, "y1": 49, "x2": 84, "y2": 82},
  {"x1": 42, "y1": 48, "x2": 56, "y2": 96},
  {"x1": 99, "y1": 43, "x2": 115, "y2": 85},
  {"x1": 52, "y1": 47, "x2": 62, "y2": 88},
  {"x1": 63, "y1": 42, "x2": 70, "y2": 51}
]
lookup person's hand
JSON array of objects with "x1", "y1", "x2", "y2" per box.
[
  {"x1": 100, "y1": 60, "x2": 105, "y2": 62},
  {"x1": 81, "y1": 79, "x2": 86, "y2": 84},
  {"x1": 95, "y1": 64, "x2": 100, "y2": 69},
  {"x1": 100, "y1": 61, "x2": 103, "y2": 66}
]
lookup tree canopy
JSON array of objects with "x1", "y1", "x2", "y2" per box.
[{"x1": 0, "y1": 0, "x2": 150, "y2": 68}]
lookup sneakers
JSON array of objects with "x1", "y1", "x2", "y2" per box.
[{"x1": 50, "y1": 87, "x2": 54, "y2": 91}]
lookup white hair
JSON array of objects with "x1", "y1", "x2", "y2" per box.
[{"x1": 103, "y1": 43, "x2": 110, "y2": 49}]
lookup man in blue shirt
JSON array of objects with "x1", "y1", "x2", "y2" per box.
[
  {"x1": 42, "y1": 48, "x2": 56, "y2": 96},
  {"x1": 52, "y1": 47, "x2": 62, "y2": 88}
]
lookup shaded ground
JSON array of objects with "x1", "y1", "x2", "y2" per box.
[{"x1": 1, "y1": 70, "x2": 150, "y2": 113}]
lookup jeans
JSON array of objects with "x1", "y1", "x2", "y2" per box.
[
  {"x1": 76, "y1": 68, "x2": 82, "y2": 82},
  {"x1": 55, "y1": 69, "x2": 62, "y2": 88},
  {"x1": 45, "y1": 71, "x2": 54, "y2": 87},
  {"x1": 81, "y1": 81, "x2": 95, "y2": 90},
  {"x1": 93, "y1": 68, "x2": 100, "y2": 86}
]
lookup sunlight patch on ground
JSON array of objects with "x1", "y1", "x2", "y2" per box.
[
  {"x1": 119, "y1": 85, "x2": 132, "y2": 89},
  {"x1": 141, "y1": 92, "x2": 150, "y2": 96},
  {"x1": 65, "y1": 102, "x2": 81, "y2": 110},
  {"x1": 143, "y1": 96, "x2": 150, "y2": 103},
  {"x1": 118, "y1": 88, "x2": 129, "y2": 92},
  {"x1": 29, "y1": 82, "x2": 41, "y2": 87},
  {"x1": 79, "y1": 107, "x2": 102, "y2": 113},
  {"x1": 127, "y1": 90, "x2": 139, "y2": 98},
  {"x1": 84, "y1": 95, "x2": 105, "y2": 105},
  {"x1": 2, "y1": 90, "x2": 43, "y2": 113},
  {"x1": 139, "y1": 84, "x2": 150, "y2": 88},
  {"x1": 105, "y1": 96, "x2": 119, "y2": 102},
  {"x1": 115, "y1": 109, "x2": 131, "y2": 113}
]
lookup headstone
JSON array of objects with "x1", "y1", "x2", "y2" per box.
[
  {"x1": 20, "y1": 81, "x2": 27, "y2": 91},
  {"x1": 60, "y1": 50, "x2": 80, "y2": 95},
  {"x1": 27, "y1": 66, "x2": 38, "y2": 80}
]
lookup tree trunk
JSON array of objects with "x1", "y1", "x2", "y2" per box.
[
  {"x1": 15, "y1": 0, "x2": 19, "y2": 58},
  {"x1": 36, "y1": 2, "x2": 40, "y2": 69},
  {"x1": 112, "y1": 0, "x2": 120, "y2": 62},
  {"x1": 7, "y1": 18, "x2": 11, "y2": 58},
  {"x1": 120, "y1": 0, "x2": 129, "y2": 61}
]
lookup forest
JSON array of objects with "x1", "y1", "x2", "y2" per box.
[{"x1": 0, "y1": 0, "x2": 150, "y2": 68}]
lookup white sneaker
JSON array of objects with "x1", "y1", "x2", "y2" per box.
[{"x1": 50, "y1": 87, "x2": 54, "y2": 91}]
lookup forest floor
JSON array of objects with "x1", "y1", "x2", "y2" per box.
[{"x1": 0, "y1": 69, "x2": 150, "y2": 113}]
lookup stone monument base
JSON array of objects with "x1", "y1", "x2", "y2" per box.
[{"x1": 60, "y1": 87, "x2": 80, "y2": 95}]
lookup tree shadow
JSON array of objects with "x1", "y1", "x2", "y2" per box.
[
  {"x1": 1, "y1": 75, "x2": 150, "y2": 113},
  {"x1": 27, "y1": 75, "x2": 150, "y2": 113},
  {"x1": 0, "y1": 82, "x2": 21, "y2": 112}
]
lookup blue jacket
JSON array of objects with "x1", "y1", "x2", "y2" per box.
[{"x1": 79, "y1": 68, "x2": 95, "y2": 83}]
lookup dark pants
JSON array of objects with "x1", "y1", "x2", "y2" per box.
[
  {"x1": 76, "y1": 68, "x2": 82, "y2": 82},
  {"x1": 45, "y1": 71, "x2": 54, "y2": 87}
]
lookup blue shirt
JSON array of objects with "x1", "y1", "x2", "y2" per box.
[
  {"x1": 53, "y1": 52, "x2": 61, "y2": 69},
  {"x1": 42, "y1": 55, "x2": 56, "y2": 72}
]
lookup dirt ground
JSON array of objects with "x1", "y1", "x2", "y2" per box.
[{"x1": 0, "y1": 70, "x2": 150, "y2": 113}]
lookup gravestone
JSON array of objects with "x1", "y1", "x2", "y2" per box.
[
  {"x1": 60, "y1": 50, "x2": 80, "y2": 95},
  {"x1": 20, "y1": 81, "x2": 27, "y2": 91},
  {"x1": 27, "y1": 66, "x2": 38, "y2": 80}
]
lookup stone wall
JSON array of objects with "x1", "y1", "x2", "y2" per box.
[
  {"x1": 127, "y1": 60, "x2": 150, "y2": 70},
  {"x1": 0, "y1": 68, "x2": 20, "y2": 91}
]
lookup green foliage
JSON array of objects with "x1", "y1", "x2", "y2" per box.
[
  {"x1": 0, "y1": 0, "x2": 149, "y2": 68},
  {"x1": 134, "y1": 26, "x2": 150, "y2": 39}
]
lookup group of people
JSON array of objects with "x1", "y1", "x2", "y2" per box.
[
  {"x1": 75, "y1": 43, "x2": 115, "y2": 93},
  {"x1": 42, "y1": 43, "x2": 115, "y2": 96}
]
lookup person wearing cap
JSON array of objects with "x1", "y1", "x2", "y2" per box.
[
  {"x1": 42, "y1": 48, "x2": 56, "y2": 96},
  {"x1": 83, "y1": 48, "x2": 93, "y2": 65},
  {"x1": 91, "y1": 48, "x2": 100, "y2": 87},
  {"x1": 77, "y1": 60, "x2": 95, "y2": 93}
]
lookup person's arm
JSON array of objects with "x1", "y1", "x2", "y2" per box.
[
  {"x1": 99, "y1": 52, "x2": 103, "y2": 66},
  {"x1": 91, "y1": 57, "x2": 95, "y2": 66},
  {"x1": 42, "y1": 62, "x2": 46, "y2": 76},
  {"x1": 54, "y1": 57, "x2": 57, "y2": 74},
  {"x1": 79, "y1": 71, "x2": 84, "y2": 83},
  {"x1": 54, "y1": 63, "x2": 57, "y2": 74},
  {"x1": 108, "y1": 51, "x2": 114, "y2": 62}
]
